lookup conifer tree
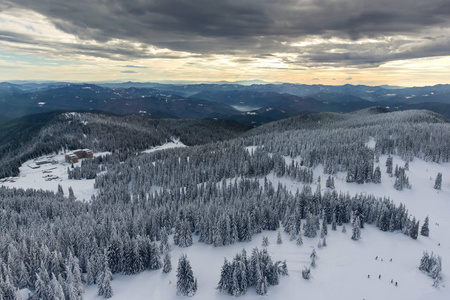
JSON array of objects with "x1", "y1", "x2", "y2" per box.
[
  {"x1": 255, "y1": 266, "x2": 267, "y2": 296},
  {"x1": 351, "y1": 216, "x2": 361, "y2": 240},
  {"x1": 217, "y1": 258, "x2": 232, "y2": 294},
  {"x1": 410, "y1": 218, "x2": 419, "y2": 240},
  {"x1": 317, "y1": 239, "x2": 323, "y2": 249},
  {"x1": 160, "y1": 228, "x2": 170, "y2": 254},
  {"x1": 434, "y1": 173, "x2": 442, "y2": 190},
  {"x1": 176, "y1": 254, "x2": 197, "y2": 296},
  {"x1": 420, "y1": 216, "x2": 430, "y2": 237},
  {"x1": 386, "y1": 157, "x2": 393, "y2": 176},
  {"x1": 163, "y1": 252, "x2": 172, "y2": 273},
  {"x1": 296, "y1": 233, "x2": 303, "y2": 245},
  {"x1": 331, "y1": 213, "x2": 337, "y2": 231},
  {"x1": 373, "y1": 166, "x2": 382, "y2": 184},
  {"x1": 302, "y1": 267, "x2": 311, "y2": 280},
  {"x1": 304, "y1": 213, "x2": 317, "y2": 238},
  {"x1": 310, "y1": 249, "x2": 317, "y2": 268},
  {"x1": 277, "y1": 231, "x2": 283, "y2": 244},
  {"x1": 321, "y1": 218, "x2": 328, "y2": 237}
]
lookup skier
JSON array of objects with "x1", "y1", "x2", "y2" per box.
[
  {"x1": 379, "y1": 274, "x2": 381, "y2": 279},
  {"x1": 390, "y1": 258, "x2": 392, "y2": 262},
  {"x1": 391, "y1": 279, "x2": 393, "y2": 283},
  {"x1": 367, "y1": 274, "x2": 370, "y2": 279},
  {"x1": 395, "y1": 282, "x2": 398, "y2": 286},
  {"x1": 375, "y1": 256, "x2": 378, "y2": 260}
]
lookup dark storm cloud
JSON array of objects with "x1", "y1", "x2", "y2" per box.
[
  {"x1": 121, "y1": 70, "x2": 137, "y2": 73},
  {"x1": 3, "y1": 0, "x2": 450, "y2": 67}
]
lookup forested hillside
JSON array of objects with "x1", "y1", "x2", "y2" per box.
[
  {"x1": 0, "y1": 112, "x2": 249, "y2": 178},
  {"x1": 0, "y1": 108, "x2": 448, "y2": 299}
]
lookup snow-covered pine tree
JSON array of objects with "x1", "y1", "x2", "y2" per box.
[
  {"x1": 302, "y1": 267, "x2": 311, "y2": 280},
  {"x1": 409, "y1": 218, "x2": 419, "y2": 240},
  {"x1": 98, "y1": 263, "x2": 113, "y2": 298},
  {"x1": 420, "y1": 216, "x2": 430, "y2": 237},
  {"x1": 277, "y1": 231, "x2": 283, "y2": 244},
  {"x1": 160, "y1": 228, "x2": 170, "y2": 254},
  {"x1": 217, "y1": 258, "x2": 232, "y2": 294},
  {"x1": 255, "y1": 266, "x2": 267, "y2": 296},
  {"x1": 331, "y1": 213, "x2": 337, "y2": 231},
  {"x1": 310, "y1": 249, "x2": 317, "y2": 268},
  {"x1": 296, "y1": 233, "x2": 303, "y2": 245},
  {"x1": 373, "y1": 166, "x2": 382, "y2": 184},
  {"x1": 321, "y1": 218, "x2": 328, "y2": 237},
  {"x1": 325, "y1": 176, "x2": 335, "y2": 189},
  {"x1": 276, "y1": 260, "x2": 288, "y2": 276},
  {"x1": 50, "y1": 273, "x2": 65, "y2": 300},
  {"x1": 176, "y1": 254, "x2": 197, "y2": 296},
  {"x1": 262, "y1": 236, "x2": 269, "y2": 247},
  {"x1": 304, "y1": 213, "x2": 317, "y2": 238},
  {"x1": 107, "y1": 237, "x2": 123, "y2": 274},
  {"x1": 163, "y1": 251, "x2": 172, "y2": 273},
  {"x1": 68, "y1": 186, "x2": 76, "y2": 201},
  {"x1": 351, "y1": 216, "x2": 361, "y2": 240},
  {"x1": 386, "y1": 156, "x2": 393, "y2": 176},
  {"x1": 434, "y1": 173, "x2": 442, "y2": 190}
]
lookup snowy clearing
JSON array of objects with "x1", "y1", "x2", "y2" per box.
[
  {"x1": 142, "y1": 139, "x2": 187, "y2": 154},
  {"x1": 0, "y1": 151, "x2": 110, "y2": 201}
]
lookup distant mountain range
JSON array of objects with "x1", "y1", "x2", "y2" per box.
[{"x1": 1, "y1": 81, "x2": 449, "y2": 126}]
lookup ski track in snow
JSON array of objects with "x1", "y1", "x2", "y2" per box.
[{"x1": 81, "y1": 154, "x2": 449, "y2": 300}]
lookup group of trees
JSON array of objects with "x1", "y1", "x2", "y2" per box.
[
  {"x1": 419, "y1": 251, "x2": 442, "y2": 287},
  {"x1": 217, "y1": 248, "x2": 287, "y2": 296}
]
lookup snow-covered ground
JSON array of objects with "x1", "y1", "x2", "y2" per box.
[
  {"x1": 83, "y1": 154, "x2": 449, "y2": 300},
  {"x1": 142, "y1": 139, "x2": 186, "y2": 154},
  {"x1": 0, "y1": 151, "x2": 110, "y2": 201}
]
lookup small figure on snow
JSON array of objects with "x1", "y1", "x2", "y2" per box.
[
  {"x1": 391, "y1": 279, "x2": 393, "y2": 283},
  {"x1": 381, "y1": 258, "x2": 383, "y2": 262},
  {"x1": 375, "y1": 256, "x2": 378, "y2": 260},
  {"x1": 379, "y1": 275, "x2": 381, "y2": 279},
  {"x1": 395, "y1": 282, "x2": 398, "y2": 286},
  {"x1": 390, "y1": 258, "x2": 392, "y2": 262},
  {"x1": 367, "y1": 274, "x2": 370, "y2": 279}
]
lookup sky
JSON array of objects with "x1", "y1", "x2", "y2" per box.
[{"x1": 0, "y1": 0, "x2": 449, "y2": 86}]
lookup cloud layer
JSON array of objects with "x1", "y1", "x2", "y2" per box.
[{"x1": 1, "y1": 0, "x2": 450, "y2": 78}]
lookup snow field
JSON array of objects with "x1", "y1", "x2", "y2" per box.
[{"x1": 0, "y1": 152, "x2": 110, "y2": 201}]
